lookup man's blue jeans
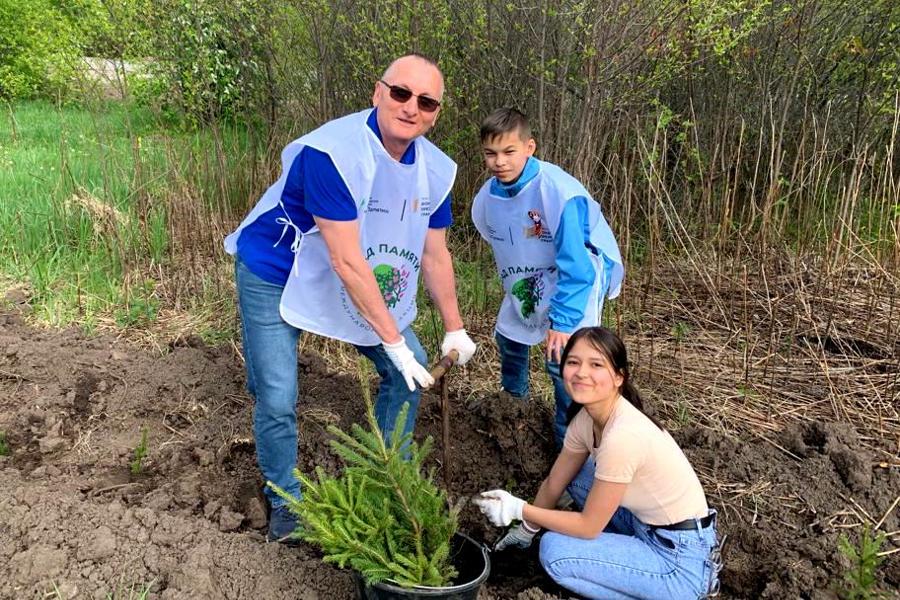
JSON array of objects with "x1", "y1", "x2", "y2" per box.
[
  {"x1": 495, "y1": 331, "x2": 571, "y2": 448},
  {"x1": 538, "y1": 458, "x2": 720, "y2": 599},
  {"x1": 236, "y1": 258, "x2": 427, "y2": 508}
]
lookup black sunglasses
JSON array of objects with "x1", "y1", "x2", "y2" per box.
[{"x1": 379, "y1": 80, "x2": 441, "y2": 112}]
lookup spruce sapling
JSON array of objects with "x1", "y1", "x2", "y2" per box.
[{"x1": 269, "y1": 401, "x2": 459, "y2": 587}]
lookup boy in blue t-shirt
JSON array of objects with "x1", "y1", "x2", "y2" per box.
[{"x1": 471, "y1": 108, "x2": 624, "y2": 447}]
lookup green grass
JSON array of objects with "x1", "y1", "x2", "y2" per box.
[
  {"x1": 413, "y1": 254, "x2": 504, "y2": 355},
  {"x1": 0, "y1": 431, "x2": 9, "y2": 456},
  {"x1": 1, "y1": 100, "x2": 500, "y2": 347},
  {"x1": 130, "y1": 426, "x2": 149, "y2": 475},
  {"x1": 1, "y1": 101, "x2": 166, "y2": 326},
  {"x1": 0, "y1": 100, "x2": 256, "y2": 333}
]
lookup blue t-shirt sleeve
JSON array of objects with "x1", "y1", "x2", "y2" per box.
[
  {"x1": 549, "y1": 197, "x2": 597, "y2": 333},
  {"x1": 282, "y1": 147, "x2": 357, "y2": 222},
  {"x1": 428, "y1": 193, "x2": 453, "y2": 228}
]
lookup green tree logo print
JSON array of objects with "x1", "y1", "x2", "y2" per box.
[
  {"x1": 511, "y1": 274, "x2": 544, "y2": 318},
  {"x1": 374, "y1": 264, "x2": 409, "y2": 308}
]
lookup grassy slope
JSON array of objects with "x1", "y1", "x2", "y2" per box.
[{"x1": 0, "y1": 101, "x2": 165, "y2": 328}]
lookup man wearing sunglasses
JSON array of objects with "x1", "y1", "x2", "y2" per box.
[{"x1": 225, "y1": 53, "x2": 477, "y2": 544}]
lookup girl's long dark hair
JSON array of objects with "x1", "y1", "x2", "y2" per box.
[{"x1": 561, "y1": 327, "x2": 664, "y2": 430}]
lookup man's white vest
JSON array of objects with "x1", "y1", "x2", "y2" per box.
[
  {"x1": 225, "y1": 109, "x2": 456, "y2": 346},
  {"x1": 471, "y1": 160, "x2": 623, "y2": 345}
]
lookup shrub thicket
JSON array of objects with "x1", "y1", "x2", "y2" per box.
[
  {"x1": 0, "y1": 0, "x2": 79, "y2": 99},
  {"x1": 3, "y1": 0, "x2": 898, "y2": 249},
  {"x1": 142, "y1": 0, "x2": 273, "y2": 125}
]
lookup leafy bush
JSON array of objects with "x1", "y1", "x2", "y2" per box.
[
  {"x1": 145, "y1": 0, "x2": 270, "y2": 124},
  {"x1": 0, "y1": 0, "x2": 79, "y2": 99},
  {"x1": 54, "y1": 0, "x2": 154, "y2": 59}
]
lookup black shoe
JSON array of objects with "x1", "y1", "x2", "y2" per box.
[{"x1": 267, "y1": 505, "x2": 300, "y2": 546}]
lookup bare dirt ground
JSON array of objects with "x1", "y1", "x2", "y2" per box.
[{"x1": 1, "y1": 281, "x2": 899, "y2": 599}]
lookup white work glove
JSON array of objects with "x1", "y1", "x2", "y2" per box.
[
  {"x1": 440, "y1": 329, "x2": 476, "y2": 365},
  {"x1": 494, "y1": 522, "x2": 540, "y2": 551},
  {"x1": 382, "y1": 338, "x2": 435, "y2": 392},
  {"x1": 472, "y1": 490, "x2": 526, "y2": 527}
]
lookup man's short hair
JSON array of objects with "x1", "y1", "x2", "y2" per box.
[
  {"x1": 480, "y1": 108, "x2": 532, "y2": 143},
  {"x1": 381, "y1": 53, "x2": 444, "y2": 97},
  {"x1": 405, "y1": 52, "x2": 439, "y2": 69}
]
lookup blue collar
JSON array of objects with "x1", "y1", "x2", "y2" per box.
[
  {"x1": 490, "y1": 157, "x2": 539, "y2": 197},
  {"x1": 367, "y1": 109, "x2": 416, "y2": 164}
]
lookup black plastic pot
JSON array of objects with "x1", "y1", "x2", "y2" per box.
[{"x1": 355, "y1": 532, "x2": 490, "y2": 600}]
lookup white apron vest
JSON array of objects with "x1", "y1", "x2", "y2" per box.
[
  {"x1": 224, "y1": 109, "x2": 456, "y2": 346},
  {"x1": 471, "y1": 160, "x2": 624, "y2": 345}
]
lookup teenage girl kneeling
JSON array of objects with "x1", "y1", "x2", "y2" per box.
[{"x1": 475, "y1": 326, "x2": 722, "y2": 599}]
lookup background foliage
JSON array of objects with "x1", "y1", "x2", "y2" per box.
[
  {"x1": 0, "y1": 0, "x2": 897, "y2": 334},
  {"x1": 5, "y1": 0, "x2": 897, "y2": 203},
  {"x1": 0, "y1": 0, "x2": 79, "y2": 99}
]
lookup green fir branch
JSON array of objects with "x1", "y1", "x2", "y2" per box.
[{"x1": 268, "y1": 400, "x2": 458, "y2": 587}]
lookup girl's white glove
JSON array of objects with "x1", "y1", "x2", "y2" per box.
[
  {"x1": 494, "y1": 522, "x2": 540, "y2": 551},
  {"x1": 473, "y1": 489, "x2": 525, "y2": 527}
]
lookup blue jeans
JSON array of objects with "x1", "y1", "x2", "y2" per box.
[
  {"x1": 235, "y1": 258, "x2": 427, "y2": 507},
  {"x1": 352, "y1": 331, "x2": 427, "y2": 447},
  {"x1": 539, "y1": 459, "x2": 720, "y2": 599},
  {"x1": 495, "y1": 332, "x2": 572, "y2": 448}
]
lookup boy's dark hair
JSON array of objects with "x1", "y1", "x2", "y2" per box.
[{"x1": 480, "y1": 108, "x2": 532, "y2": 143}]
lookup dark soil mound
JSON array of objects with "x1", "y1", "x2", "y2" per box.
[{"x1": 1, "y1": 304, "x2": 897, "y2": 599}]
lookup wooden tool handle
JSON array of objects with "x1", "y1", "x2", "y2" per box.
[{"x1": 429, "y1": 349, "x2": 459, "y2": 381}]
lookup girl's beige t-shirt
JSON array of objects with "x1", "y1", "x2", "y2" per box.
[{"x1": 563, "y1": 397, "x2": 708, "y2": 526}]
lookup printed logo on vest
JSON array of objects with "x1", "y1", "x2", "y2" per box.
[
  {"x1": 399, "y1": 196, "x2": 432, "y2": 221},
  {"x1": 524, "y1": 210, "x2": 552, "y2": 242},
  {"x1": 486, "y1": 224, "x2": 506, "y2": 243},
  {"x1": 416, "y1": 196, "x2": 432, "y2": 216},
  {"x1": 511, "y1": 274, "x2": 544, "y2": 319},
  {"x1": 350, "y1": 245, "x2": 421, "y2": 328},
  {"x1": 374, "y1": 264, "x2": 410, "y2": 308},
  {"x1": 366, "y1": 196, "x2": 388, "y2": 215}
]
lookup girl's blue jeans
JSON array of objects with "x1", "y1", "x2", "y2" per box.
[
  {"x1": 236, "y1": 258, "x2": 427, "y2": 507},
  {"x1": 495, "y1": 331, "x2": 571, "y2": 448},
  {"x1": 539, "y1": 458, "x2": 721, "y2": 599}
]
